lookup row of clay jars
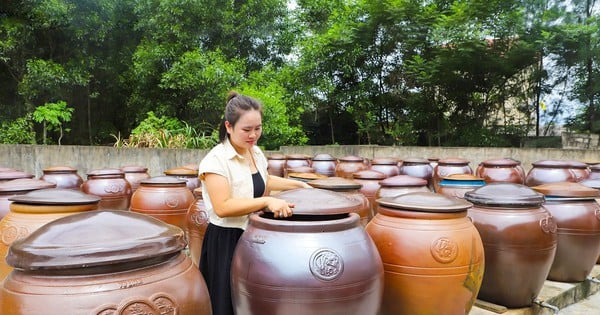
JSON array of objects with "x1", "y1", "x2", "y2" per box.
[{"x1": 0, "y1": 210, "x2": 211, "y2": 315}]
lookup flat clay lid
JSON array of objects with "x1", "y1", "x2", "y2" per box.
[
  {"x1": 353, "y1": 170, "x2": 386, "y2": 180},
  {"x1": 580, "y1": 179, "x2": 600, "y2": 189},
  {"x1": 0, "y1": 178, "x2": 56, "y2": 193},
  {"x1": 438, "y1": 158, "x2": 470, "y2": 165},
  {"x1": 268, "y1": 154, "x2": 286, "y2": 160},
  {"x1": 402, "y1": 158, "x2": 430, "y2": 164},
  {"x1": 307, "y1": 177, "x2": 362, "y2": 190},
  {"x1": 481, "y1": 158, "x2": 520, "y2": 167},
  {"x1": 43, "y1": 166, "x2": 78, "y2": 173},
  {"x1": 531, "y1": 182, "x2": 600, "y2": 198},
  {"x1": 288, "y1": 172, "x2": 327, "y2": 181},
  {"x1": 164, "y1": 167, "x2": 198, "y2": 176},
  {"x1": 0, "y1": 170, "x2": 34, "y2": 180},
  {"x1": 274, "y1": 188, "x2": 362, "y2": 215},
  {"x1": 531, "y1": 160, "x2": 572, "y2": 168},
  {"x1": 339, "y1": 155, "x2": 364, "y2": 162},
  {"x1": 9, "y1": 188, "x2": 101, "y2": 205},
  {"x1": 6, "y1": 210, "x2": 185, "y2": 271},
  {"x1": 312, "y1": 153, "x2": 336, "y2": 161},
  {"x1": 285, "y1": 153, "x2": 309, "y2": 160},
  {"x1": 379, "y1": 175, "x2": 427, "y2": 187},
  {"x1": 591, "y1": 164, "x2": 600, "y2": 172},
  {"x1": 464, "y1": 183, "x2": 545, "y2": 207},
  {"x1": 371, "y1": 157, "x2": 398, "y2": 165},
  {"x1": 140, "y1": 175, "x2": 187, "y2": 186},
  {"x1": 120, "y1": 165, "x2": 148, "y2": 173},
  {"x1": 377, "y1": 192, "x2": 472, "y2": 213},
  {"x1": 87, "y1": 168, "x2": 124, "y2": 176}
]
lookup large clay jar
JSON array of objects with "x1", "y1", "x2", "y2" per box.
[
  {"x1": 0, "y1": 170, "x2": 34, "y2": 183},
  {"x1": 82, "y1": 168, "x2": 132, "y2": 210},
  {"x1": 353, "y1": 170, "x2": 386, "y2": 216},
  {"x1": 164, "y1": 167, "x2": 200, "y2": 192},
  {"x1": 307, "y1": 177, "x2": 372, "y2": 227},
  {"x1": 284, "y1": 154, "x2": 311, "y2": 178},
  {"x1": 464, "y1": 183, "x2": 557, "y2": 307},
  {"x1": 525, "y1": 160, "x2": 580, "y2": 186},
  {"x1": 531, "y1": 182, "x2": 600, "y2": 282},
  {"x1": 0, "y1": 188, "x2": 100, "y2": 281},
  {"x1": 39, "y1": 166, "x2": 83, "y2": 189},
  {"x1": 121, "y1": 165, "x2": 151, "y2": 193},
  {"x1": 311, "y1": 153, "x2": 337, "y2": 177},
  {"x1": 437, "y1": 174, "x2": 486, "y2": 199},
  {"x1": 366, "y1": 192, "x2": 484, "y2": 315},
  {"x1": 0, "y1": 210, "x2": 212, "y2": 315},
  {"x1": 477, "y1": 158, "x2": 526, "y2": 184},
  {"x1": 130, "y1": 176, "x2": 195, "y2": 232},
  {"x1": 398, "y1": 158, "x2": 434, "y2": 188},
  {"x1": 335, "y1": 155, "x2": 368, "y2": 179},
  {"x1": 231, "y1": 188, "x2": 384, "y2": 315},
  {"x1": 369, "y1": 157, "x2": 399, "y2": 178},
  {"x1": 432, "y1": 158, "x2": 473, "y2": 192},
  {"x1": 0, "y1": 179, "x2": 56, "y2": 220},
  {"x1": 376, "y1": 175, "x2": 430, "y2": 200},
  {"x1": 267, "y1": 154, "x2": 286, "y2": 177},
  {"x1": 186, "y1": 188, "x2": 208, "y2": 267}
]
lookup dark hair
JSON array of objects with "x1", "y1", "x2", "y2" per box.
[{"x1": 218, "y1": 91, "x2": 263, "y2": 143}]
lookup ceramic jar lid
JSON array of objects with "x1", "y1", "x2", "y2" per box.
[
  {"x1": 307, "y1": 177, "x2": 362, "y2": 190},
  {"x1": 287, "y1": 166, "x2": 315, "y2": 173},
  {"x1": 285, "y1": 154, "x2": 309, "y2": 160},
  {"x1": 9, "y1": 188, "x2": 101, "y2": 205},
  {"x1": 531, "y1": 182, "x2": 600, "y2": 198},
  {"x1": 140, "y1": 175, "x2": 188, "y2": 186},
  {"x1": 438, "y1": 158, "x2": 470, "y2": 165},
  {"x1": 43, "y1": 166, "x2": 78, "y2": 173},
  {"x1": 481, "y1": 158, "x2": 520, "y2": 167},
  {"x1": 5, "y1": 210, "x2": 186, "y2": 271},
  {"x1": 164, "y1": 167, "x2": 197, "y2": 176},
  {"x1": 580, "y1": 179, "x2": 600, "y2": 189},
  {"x1": 0, "y1": 170, "x2": 34, "y2": 181},
  {"x1": 339, "y1": 155, "x2": 364, "y2": 162},
  {"x1": 288, "y1": 172, "x2": 327, "y2": 181},
  {"x1": 464, "y1": 183, "x2": 545, "y2": 207},
  {"x1": 87, "y1": 168, "x2": 125, "y2": 177},
  {"x1": 353, "y1": 170, "x2": 386, "y2": 180},
  {"x1": 379, "y1": 175, "x2": 427, "y2": 187},
  {"x1": 268, "y1": 154, "x2": 286, "y2": 160},
  {"x1": 370, "y1": 157, "x2": 397, "y2": 165},
  {"x1": 377, "y1": 192, "x2": 472, "y2": 213},
  {"x1": 0, "y1": 178, "x2": 56, "y2": 193},
  {"x1": 312, "y1": 153, "x2": 336, "y2": 161},
  {"x1": 531, "y1": 160, "x2": 573, "y2": 168},
  {"x1": 274, "y1": 188, "x2": 362, "y2": 215},
  {"x1": 120, "y1": 165, "x2": 148, "y2": 173},
  {"x1": 402, "y1": 158, "x2": 430, "y2": 164}
]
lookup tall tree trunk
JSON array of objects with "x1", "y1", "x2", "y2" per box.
[{"x1": 87, "y1": 85, "x2": 92, "y2": 144}]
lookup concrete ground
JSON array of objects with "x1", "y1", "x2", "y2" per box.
[{"x1": 470, "y1": 265, "x2": 600, "y2": 315}]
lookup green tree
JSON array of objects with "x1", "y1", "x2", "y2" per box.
[{"x1": 32, "y1": 101, "x2": 74, "y2": 145}]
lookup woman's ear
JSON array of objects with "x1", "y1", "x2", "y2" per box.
[{"x1": 224, "y1": 120, "x2": 233, "y2": 134}]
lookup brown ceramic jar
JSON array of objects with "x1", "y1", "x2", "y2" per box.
[
  {"x1": 365, "y1": 192, "x2": 484, "y2": 315},
  {"x1": 398, "y1": 158, "x2": 434, "y2": 188},
  {"x1": 525, "y1": 160, "x2": 581, "y2": 186},
  {"x1": 186, "y1": 188, "x2": 208, "y2": 267},
  {"x1": 0, "y1": 179, "x2": 56, "y2": 220},
  {"x1": 0, "y1": 210, "x2": 211, "y2": 315},
  {"x1": 477, "y1": 158, "x2": 526, "y2": 184},
  {"x1": 437, "y1": 174, "x2": 486, "y2": 199},
  {"x1": 81, "y1": 168, "x2": 132, "y2": 210},
  {"x1": 130, "y1": 176, "x2": 195, "y2": 232},
  {"x1": 231, "y1": 188, "x2": 383, "y2": 315},
  {"x1": 589, "y1": 164, "x2": 600, "y2": 180},
  {"x1": 311, "y1": 153, "x2": 337, "y2": 177},
  {"x1": 308, "y1": 177, "x2": 371, "y2": 227},
  {"x1": 335, "y1": 155, "x2": 368, "y2": 179},
  {"x1": 284, "y1": 154, "x2": 311, "y2": 178},
  {"x1": 369, "y1": 157, "x2": 399, "y2": 178},
  {"x1": 376, "y1": 175, "x2": 430, "y2": 201},
  {"x1": 0, "y1": 188, "x2": 100, "y2": 281},
  {"x1": 121, "y1": 165, "x2": 151, "y2": 192},
  {"x1": 39, "y1": 166, "x2": 83, "y2": 189},
  {"x1": 432, "y1": 158, "x2": 473, "y2": 192},
  {"x1": 464, "y1": 183, "x2": 557, "y2": 307},
  {"x1": 531, "y1": 182, "x2": 600, "y2": 282},
  {"x1": 267, "y1": 154, "x2": 286, "y2": 177},
  {"x1": 352, "y1": 170, "x2": 386, "y2": 216},
  {"x1": 164, "y1": 167, "x2": 200, "y2": 192}
]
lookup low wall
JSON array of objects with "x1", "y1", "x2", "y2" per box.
[{"x1": 0, "y1": 144, "x2": 598, "y2": 178}]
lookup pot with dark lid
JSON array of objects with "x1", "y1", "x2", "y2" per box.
[
  {"x1": 464, "y1": 183, "x2": 556, "y2": 307},
  {"x1": 365, "y1": 192, "x2": 484, "y2": 315},
  {"x1": 0, "y1": 188, "x2": 100, "y2": 281},
  {"x1": 531, "y1": 182, "x2": 600, "y2": 282},
  {"x1": 437, "y1": 174, "x2": 486, "y2": 199},
  {"x1": 231, "y1": 188, "x2": 383, "y2": 315},
  {"x1": 0, "y1": 178, "x2": 56, "y2": 220},
  {"x1": 81, "y1": 168, "x2": 132, "y2": 210},
  {"x1": 352, "y1": 170, "x2": 386, "y2": 216},
  {"x1": 0, "y1": 210, "x2": 211, "y2": 315},
  {"x1": 476, "y1": 158, "x2": 526, "y2": 184},
  {"x1": 130, "y1": 176, "x2": 195, "y2": 232},
  {"x1": 335, "y1": 155, "x2": 368, "y2": 179},
  {"x1": 311, "y1": 153, "x2": 337, "y2": 177},
  {"x1": 164, "y1": 167, "x2": 200, "y2": 192},
  {"x1": 120, "y1": 165, "x2": 150, "y2": 193},
  {"x1": 369, "y1": 157, "x2": 399, "y2": 178},
  {"x1": 39, "y1": 166, "x2": 83, "y2": 190},
  {"x1": 307, "y1": 177, "x2": 371, "y2": 226},
  {"x1": 267, "y1": 154, "x2": 286, "y2": 177},
  {"x1": 432, "y1": 158, "x2": 473, "y2": 192}
]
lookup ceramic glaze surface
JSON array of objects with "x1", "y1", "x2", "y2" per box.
[
  {"x1": 39, "y1": 166, "x2": 83, "y2": 190},
  {"x1": 81, "y1": 168, "x2": 132, "y2": 210}
]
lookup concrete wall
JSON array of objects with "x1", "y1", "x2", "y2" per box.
[{"x1": 1, "y1": 144, "x2": 598, "y2": 178}]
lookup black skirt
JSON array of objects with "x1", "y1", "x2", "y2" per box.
[{"x1": 199, "y1": 223, "x2": 244, "y2": 315}]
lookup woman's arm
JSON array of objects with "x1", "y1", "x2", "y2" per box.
[
  {"x1": 267, "y1": 174, "x2": 311, "y2": 191},
  {"x1": 204, "y1": 173, "x2": 294, "y2": 218}
]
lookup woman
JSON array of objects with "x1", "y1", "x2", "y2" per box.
[{"x1": 198, "y1": 91, "x2": 311, "y2": 315}]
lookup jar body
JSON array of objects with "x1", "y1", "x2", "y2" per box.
[
  {"x1": 437, "y1": 178, "x2": 485, "y2": 199},
  {"x1": 81, "y1": 174, "x2": 131, "y2": 210},
  {"x1": 335, "y1": 158, "x2": 368, "y2": 179},
  {"x1": 365, "y1": 207, "x2": 484, "y2": 315},
  {"x1": 369, "y1": 162, "x2": 399, "y2": 178},
  {"x1": 477, "y1": 163, "x2": 525, "y2": 184},
  {"x1": 398, "y1": 161, "x2": 433, "y2": 184},
  {"x1": 542, "y1": 199, "x2": 600, "y2": 282},
  {"x1": 468, "y1": 205, "x2": 557, "y2": 307},
  {"x1": 185, "y1": 196, "x2": 208, "y2": 267},
  {"x1": 432, "y1": 160, "x2": 472, "y2": 192},
  {"x1": 353, "y1": 178, "x2": 381, "y2": 216},
  {"x1": 311, "y1": 160, "x2": 337, "y2": 177},
  {"x1": 40, "y1": 170, "x2": 82, "y2": 190},
  {"x1": 285, "y1": 156, "x2": 310, "y2": 178},
  {"x1": 231, "y1": 213, "x2": 383, "y2": 315},
  {"x1": 267, "y1": 156, "x2": 286, "y2": 177},
  {"x1": 0, "y1": 253, "x2": 211, "y2": 315},
  {"x1": 130, "y1": 183, "x2": 195, "y2": 231},
  {"x1": 122, "y1": 169, "x2": 150, "y2": 193}
]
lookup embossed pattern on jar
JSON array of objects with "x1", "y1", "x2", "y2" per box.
[{"x1": 81, "y1": 168, "x2": 132, "y2": 210}]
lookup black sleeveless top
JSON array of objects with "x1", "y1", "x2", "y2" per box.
[{"x1": 252, "y1": 172, "x2": 265, "y2": 198}]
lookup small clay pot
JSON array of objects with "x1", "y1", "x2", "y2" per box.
[
  {"x1": 476, "y1": 158, "x2": 526, "y2": 184},
  {"x1": 398, "y1": 158, "x2": 433, "y2": 188},
  {"x1": 369, "y1": 157, "x2": 399, "y2": 178},
  {"x1": 267, "y1": 154, "x2": 286, "y2": 177},
  {"x1": 81, "y1": 168, "x2": 132, "y2": 210},
  {"x1": 335, "y1": 155, "x2": 368, "y2": 179},
  {"x1": 164, "y1": 167, "x2": 200, "y2": 192},
  {"x1": 525, "y1": 160, "x2": 582, "y2": 186},
  {"x1": 432, "y1": 158, "x2": 473, "y2": 192},
  {"x1": 120, "y1": 165, "x2": 151, "y2": 192},
  {"x1": 376, "y1": 175, "x2": 430, "y2": 201},
  {"x1": 39, "y1": 166, "x2": 83, "y2": 190},
  {"x1": 311, "y1": 153, "x2": 337, "y2": 177},
  {"x1": 284, "y1": 154, "x2": 311, "y2": 178},
  {"x1": 353, "y1": 170, "x2": 386, "y2": 216}
]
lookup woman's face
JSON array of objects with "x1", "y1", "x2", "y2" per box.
[{"x1": 226, "y1": 109, "x2": 262, "y2": 153}]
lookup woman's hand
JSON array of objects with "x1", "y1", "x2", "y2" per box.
[{"x1": 265, "y1": 197, "x2": 294, "y2": 218}]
